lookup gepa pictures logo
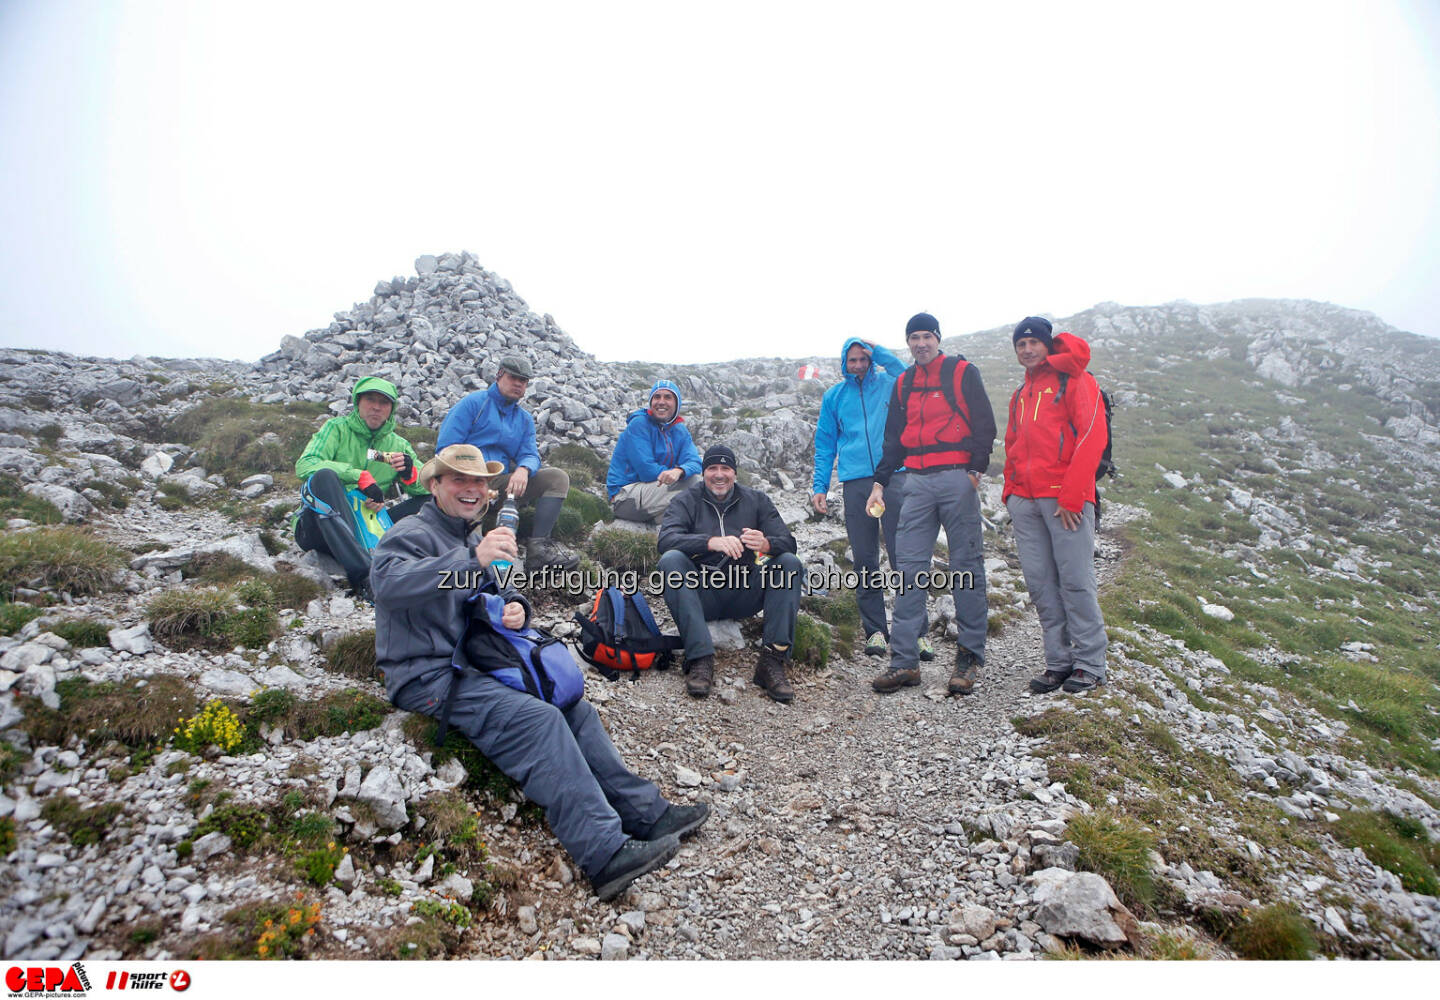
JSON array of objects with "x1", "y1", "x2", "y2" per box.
[{"x1": 5, "y1": 963, "x2": 89, "y2": 995}]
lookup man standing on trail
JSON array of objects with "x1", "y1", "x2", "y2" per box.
[
  {"x1": 1003, "y1": 316, "x2": 1109, "y2": 694},
  {"x1": 868, "y1": 312, "x2": 996, "y2": 697},
  {"x1": 811, "y1": 338, "x2": 909, "y2": 660}
]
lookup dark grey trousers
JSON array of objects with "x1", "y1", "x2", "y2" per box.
[
  {"x1": 391, "y1": 669, "x2": 666, "y2": 878},
  {"x1": 1006, "y1": 496, "x2": 1107, "y2": 678},
  {"x1": 296, "y1": 468, "x2": 426, "y2": 590},
  {"x1": 890, "y1": 469, "x2": 987, "y2": 671},
  {"x1": 657, "y1": 549, "x2": 804, "y2": 661},
  {"x1": 841, "y1": 475, "x2": 903, "y2": 640}
]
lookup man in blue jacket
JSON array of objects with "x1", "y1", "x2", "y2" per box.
[
  {"x1": 811, "y1": 339, "x2": 914, "y2": 660},
  {"x1": 607, "y1": 380, "x2": 703, "y2": 524},
  {"x1": 436, "y1": 354, "x2": 578, "y2": 569}
]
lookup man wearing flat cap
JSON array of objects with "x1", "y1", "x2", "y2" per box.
[
  {"x1": 371, "y1": 444, "x2": 709, "y2": 902},
  {"x1": 656, "y1": 444, "x2": 804, "y2": 703},
  {"x1": 436, "y1": 354, "x2": 578, "y2": 570}
]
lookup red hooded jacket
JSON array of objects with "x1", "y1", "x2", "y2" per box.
[{"x1": 1002, "y1": 331, "x2": 1107, "y2": 513}]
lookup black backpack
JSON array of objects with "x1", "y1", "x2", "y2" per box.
[{"x1": 1055, "y1": 372, "x2": 1116, "y2": 483}]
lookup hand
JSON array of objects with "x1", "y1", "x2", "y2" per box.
[
  {"x1": 657, "y1": 467, "x2": 682, "y2": 486},
  {"x1": 501, "y1": 601, "x2": 526, "y2": 629},
  {"x1": 811, "y1": 493, "x2": 828, "y2": 515},
  {"x1": 363, "y1": 500, "x2": 384, "y2": 513},
  {"x1": 386, "y1": 452, "x2": 412, "y2": 476},
  {"x1": 357, "y1": 471, "x2": 385, "y2": 503},
  {"x1": 1054, "y1": 505, "x2": 1083, "y2": 531},
  {"x1": 475, "y1": 526, "x2": 519, "y2": 567},
  {"x1": 740, "y1": 528, "x2": 769, "y2": 554},
  {"x1": 707, "y1": 535, "x2": 745, "y2": 560},
  {"x1": 968, "y1": 471, "x2": 981, "y2": 491},
  {"x1": 866, "y1": 482, "x2": 884, "y2": 511},
  {"x1": 508, "y1": 467, "x2": 531, "y2": 498}
]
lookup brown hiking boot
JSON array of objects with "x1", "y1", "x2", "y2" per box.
[
  {"x1": 948, "y1": 648, "x2": 980, "y2": 696},
  {"x1": 752, "y1": 646, "x2": 794, "y2": 703},
  {"x1": 683, "y1": 655, "x2": 714, "y2": 698},
  {"x1": 871, "y1": 667, "x2": 921, "y2": 693}
]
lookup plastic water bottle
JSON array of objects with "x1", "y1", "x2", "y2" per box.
[{"x1": 490, "y1": 496, "x2": 520, "y2": 576}]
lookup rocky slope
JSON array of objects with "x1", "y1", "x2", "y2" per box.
[{"x1": 1, "y1": 255, "x2": 1438, "y2": 961}]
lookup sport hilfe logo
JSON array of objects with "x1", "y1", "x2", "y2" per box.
[{"x1": 104, "y1": 970, "x2": 188, "y2": 991}]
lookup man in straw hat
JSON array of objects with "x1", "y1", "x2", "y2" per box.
[{"x1": 371, "y1": 444, "x2": 708, "y2": 901}]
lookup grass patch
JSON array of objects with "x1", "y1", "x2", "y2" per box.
[
  {"x1": 1066, "y1": 809, "x2": 1157, "y2": 911},
  {"x1": 244, "y1": 687, "x2": 391, "y2": 741},
  {"x1": 165, "y1": 396, "x2": 330, "y2": 485},
  {"x1": 324, "y1": 630, "x2": 378, "y2": 680},
  {"x1": 47, "y1": 618, "x2": 112, "y2": 648},
  {"x1": 586, "y1": 526, "x2": 658, "y2": 574},
  {"x1": 0, "y1": 603, "x2": 44, "y2": 636},
  {"x1": 1330, "y1": 809, "x2": 1439, "y2": 895},
  {"x1": 0, "y1": 479, "x2": 62, "y2": 523},
  {"x1": 1224, "y1": 903, "x2": 1316, "y2": 960},
  {"x1": 146, "y1": 586, "x2": 278, "y2": 651},
  {"x1": 40, "y1": 798, "x2": 124, "y2": 847},
  {"x1": 802, "y1": 591, "x2": 860, "y2": 651},
  {"x1": 553, "y1": 488, "x2": 613, "y2": 543},
  {"x1": 0, "y1": 527, "x2": 126, "y2": 600},
  {"x1": 19, "y1": 675, "x2": 198, "y2": 754},
  {"x1": 791, "y1": 612, "x2": 831, "y2": 668}
]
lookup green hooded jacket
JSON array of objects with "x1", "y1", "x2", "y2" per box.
[{"x1": 295, "y1": 376, "x2": 429, "y2": 497}]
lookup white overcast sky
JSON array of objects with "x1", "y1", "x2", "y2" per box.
[{"x1": 2, "y1": 0, "x2": 1438, "y2": 364}]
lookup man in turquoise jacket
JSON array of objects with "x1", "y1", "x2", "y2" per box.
[
  {"x1": 811, "y1": 338, "x2": 912, "y2": 659},
  {"x1": 294, "y1": 375, "x2": 429, "y2": 598},
  {"x1": 606, "y1": 380, "x2": 703, "y2": 524},
  {"x1": 436, "y1": 355, "x2": 577, "y2": 569}
]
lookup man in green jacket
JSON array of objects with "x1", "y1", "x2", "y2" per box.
[{"x1": 294, "y1": 376, "x2": 430, "y2": 599}]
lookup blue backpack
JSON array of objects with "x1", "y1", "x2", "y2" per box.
[
  {"x1": 299, "y1": 479, "x2": 394, "y2": 550},
  {"x1": 435, "y1": 591, "x2": 585, "y2": 744}
]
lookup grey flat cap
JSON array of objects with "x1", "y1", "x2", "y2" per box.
[{"x1": 496, "y1": 354, "x2": 533, "y2": 379}]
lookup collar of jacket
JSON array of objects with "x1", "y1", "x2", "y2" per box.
[
  {"x1": 487, "y1": 382, "x2": 518, "y2": 412},
  {"x1": 702, "y1": 482, "x2": 742, "y2": 512},
  {"x1": 418, "y1": 496, "x2": 474, "y2": 540}
]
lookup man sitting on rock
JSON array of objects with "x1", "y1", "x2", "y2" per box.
[
  {"x1": 294, "y1": 375, "x2": 429, "y2": 600},
  {"x1": 436, "y1": 354, "x2": 579, "y2": 570},
  {"x1": 606, "y1": 379, "x2": 702, "y2": 524},
  {"x1": 372, "y1": 444, "x2": 709, "y2": 902},
  {"x1": 656, "y1": 445, "x2": 804, "y2": 702}
]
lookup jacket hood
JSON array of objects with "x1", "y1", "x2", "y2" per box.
[
  {"x1": 352, "y1": 375, "x2": 399, "y2": 406},
  {"x1": 839, "y1": 337, "x2": 874, "y2": 384},
  {"x1": 646, "y1": 379, "x2": 684, "y2": 426},
  {"x1": 350, "y1": 376, "x2": 400, "y2": 437},
  {"x1": 1040, "y1": 332, "x2": 1092, "y2": 378}
]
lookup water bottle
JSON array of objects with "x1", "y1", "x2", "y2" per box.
[{"x1": 490, "y1": 495, "x2": 520, "y2": 576}]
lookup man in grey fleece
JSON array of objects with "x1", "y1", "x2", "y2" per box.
[{"x1": 371, "y1": 444, "x2": 708, "y2": 901}]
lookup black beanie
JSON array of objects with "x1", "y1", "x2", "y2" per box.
[
  {"x1": 905, "y1": 312, "x2": 940, "y2": 336},
  {"x1": 702, "y1": 444, "x2": 738, "y2": 471},
  {"x1": 1013, "y1": 316, "x2": 1053, "y2": 348}
]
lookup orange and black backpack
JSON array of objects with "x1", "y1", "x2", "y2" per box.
[{"x1": 573, "y1": 588, "x2": 683, "y2": 679}]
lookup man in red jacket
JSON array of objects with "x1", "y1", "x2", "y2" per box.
[{"x1": 1002, "y1": 317, "x2": 1109, "y2": 694}]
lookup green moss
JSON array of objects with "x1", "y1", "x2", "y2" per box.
[
  {"x1": 791, "y1": 612, "x2": 831, "y2": 668},
  {"x1": 0, "y1": 603, "x2": 43, "y2": 636}
]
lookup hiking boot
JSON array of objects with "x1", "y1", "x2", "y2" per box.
[
  {"x1": 683, "y1": 655, "x2": 715, "y2": 698},
  {"x1": 1061, "y1": 669, "x2": 1105, "y2": 694},
  {"x1": 918, "y1": 637, "x2": 936, "y2": 662},
  {"x1": 864, "y1": 632, "x2": 888, "y2": 657},
  {"x1": 1028, "y1": 668, "x2": 1072, "y2": 694},
  {"x1": 525, "y1": 537, "x2": 580, "y2": 571},
  {"x1": 642, "y1": 801, "x2": 711, "y2": 841},
  {"x1": 871, "y1": 667, "x2": 921, "y2": 693},
  {"x1": 948, "y1": 649, "x2": 980, "y2": 696},
  {"x1": 752, "y1": 645, "x2": 794, "y2": 703},
  {"x1": 591, "y1": 834, "x2": 680, "y2": 902}
]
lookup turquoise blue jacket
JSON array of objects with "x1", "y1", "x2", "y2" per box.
[
  {"x1": 606, "y1": 379, "x2": 702, "y2": 498},
  {"x1": 811, "y1": 339, "x2": 906, "y2": 492}
]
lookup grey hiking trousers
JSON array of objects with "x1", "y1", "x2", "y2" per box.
[
  {"x1": 890, "y1": 469, "x2": 987, "y2": 671},
  {"x1": 391, "y1": 669, "x2": 667, "y2": 879},
  {"x1": 612, "y1": 476, "x2": 694, "y2": 524},
  {"x1": 1006, "y1": 496, "x2": 1107, "y2": 679},
  {"x1": 841, "y1": 475, "x2": 903, "y2": 641}
]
